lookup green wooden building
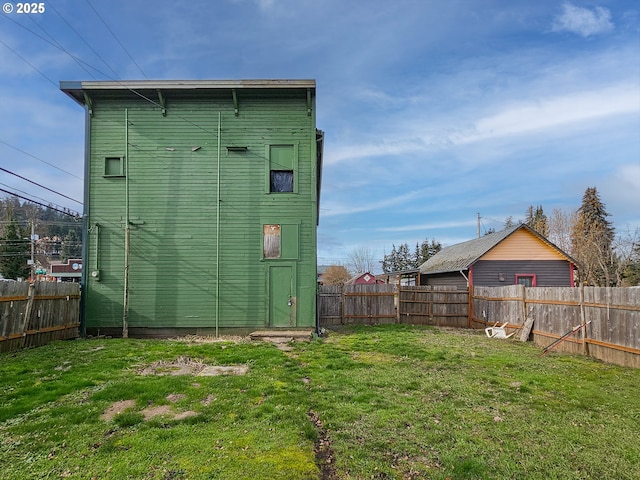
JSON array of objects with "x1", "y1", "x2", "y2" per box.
[{"x1": 61, "y1": 80, "x2": 323, "y2": 337}]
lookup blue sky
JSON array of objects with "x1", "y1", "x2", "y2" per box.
[{"x1": 1, "y1": 0, "x2": 638, "y2": 270}]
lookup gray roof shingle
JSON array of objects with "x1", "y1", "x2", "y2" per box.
[{"x1": 418, "y1": 224, "x2": 574, "y2": 275}]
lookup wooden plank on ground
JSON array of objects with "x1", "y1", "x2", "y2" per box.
[{"x1": 519, "y1": 317, "x2": 534, "y2": 342}]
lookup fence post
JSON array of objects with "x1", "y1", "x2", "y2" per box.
[
  {"x1": 340, "y1": 285, "x2": 344, "y2": 325},
  {"x1": 520, "y1": 284, "x2": 526, "y2": 326},
  {"x1": 580, "y1": 283, "x2": 589, "y2": 356},
  {"x1": 20, "y1": 282, "x2": 36, "y2": 349},
  {"x1": 467, "y1": 285, "x2": 473, "y2": 328}
]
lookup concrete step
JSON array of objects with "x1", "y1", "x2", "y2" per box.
[{"x1": 249, "y1": 329, "x2": 314, "y2": 343}]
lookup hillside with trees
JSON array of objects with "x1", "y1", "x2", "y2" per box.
[{"x1": 0, "y1": 196, "x2": 82, "y2": 280}]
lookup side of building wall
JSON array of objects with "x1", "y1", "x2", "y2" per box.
[
  {"x1": 472, "y1": 260, "x2": 572, "y2": 287},
  {"x1": 84, "y1": 89, "x2": 317, "y2": 333}
]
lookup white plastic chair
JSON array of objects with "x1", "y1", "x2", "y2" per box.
[{"x1": 485, "y1": 322, "x2": 514, "y2": 339}]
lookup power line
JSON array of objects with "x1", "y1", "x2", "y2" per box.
[
  {"x1": 26, "y1": 11, "x2": 97, "y2": 80},
  {"x1": 0, "y1": 188, "x2": 80, "y2": 217},
  {"x1": 3, "y1": 14, "x2": 218, "y2": 138},
  {"x1": 0, "y1": 37, "x2": 57, "y2": 87},
  {"x1": 85, "y1": 0, "x2": 148, "y2": 79},
  {"x1": 0, "y1": 182, "x2": 74, "y2": 214},
  {"x1": 0, "y1": 166, "x2": 82, "y2": 205},
  {"x1": 0, "y1": 140, "x2": 82, "y2": 181},
  {"x1": 47, "y1": 1, "x2": 120, "y2": 80}
]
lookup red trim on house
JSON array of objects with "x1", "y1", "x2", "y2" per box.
[{"x1": 570, "y1": 263, "x2": 575, "y2": 286}]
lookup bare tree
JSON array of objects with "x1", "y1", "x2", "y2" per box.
[
  {"x1": 613, "y1": 227, "x2": 640, "y2": 286},
  {"x1": 548, "y1": 208, "x2": 576, "y2": 254},
  {"x1": 347, "y1": 245, "x2": 377, "y2": 274}
]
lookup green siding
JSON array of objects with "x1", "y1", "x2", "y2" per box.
[{"x1": 82, "y1": 88, "x2": 319, "y2": 332}]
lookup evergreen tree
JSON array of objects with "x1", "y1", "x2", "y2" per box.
[
  {"x1": 525, "y1": 205, "x2": 549, "y2": 236},
  {"x1": 382, "y1": 238, "x2": 442, "y2": 272},
  {"x1": 571, "y1": 187, "x2": 616, "y2": 286},
  {"x1": 61, "y1": 228, "x2": 82, "y2": 262},
  {"x1": 0, "y1": 216, "x2": 30, "y2": 280}
]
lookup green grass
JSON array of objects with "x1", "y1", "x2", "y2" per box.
[{"x1": 1, "y1": 325, "x2": 639, "y2": 479}]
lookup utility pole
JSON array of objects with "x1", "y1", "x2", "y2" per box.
[
  {"x1": 30, "y1": 221, "x2": 36, "y2": 282},
  {"x1": 477, "y1": 213, "x2": 481, "y2": 238}
]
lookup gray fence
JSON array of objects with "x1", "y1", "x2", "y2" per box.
[
  {"x1": 0, "y1": 281, "x2": 80, "y2": 353},
  {"x1": 319, "y1": 284, "x2": 639, "y2": 368},
  {"x1": 472, "y1": 285, "x2": 640, "y2": 368}
]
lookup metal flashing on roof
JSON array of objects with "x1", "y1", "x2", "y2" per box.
[{"x1": 60, "y1": 79, "x2": 316, "y2": 106}]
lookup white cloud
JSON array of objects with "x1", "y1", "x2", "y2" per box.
[
  {"x1": 321, "y1": 188, "x2": 431, "y2": 217},
  {"x1": 461, "y1": 84, "x2": 639, "y2": 144},
  {"x1": 552, "y1": 2, "x2": 614, "y2": 37},
  {"x1": 377, "y1": 219, "x2": 478, "y2": 233}
]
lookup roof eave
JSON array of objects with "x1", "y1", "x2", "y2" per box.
[{"x1": 59, "y1": 79, "x2": 316, "y2": 105}]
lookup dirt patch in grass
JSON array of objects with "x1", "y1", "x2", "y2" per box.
[
  {"x1": 308, "y1": 410, "x2": 338, "y2": 480},
  {"x1": 198, "y1": 365, "x2": 249, "y2": 376},
  {"x1": 100, "y1": 400, "x2": 136, "y2": 421},
  {"x1": 166, "y1": 393, "x2": 186, "y2": 403},
  {"x1": 171, "y1": 335, "x2": 249, "y2": 344},
  {"x1": 140, "y1": 405, "x2": 173, "y2": 420},
  {"x1": 136, "y1": 357, "x2": 249, "y2": 377}
]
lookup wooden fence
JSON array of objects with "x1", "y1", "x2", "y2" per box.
[
  {"x1": 318, "y1": 284, "x2": 467, "y2": 328},
  {"x1": 398, "y1": 286, "x2": 469, "y2": 327},
  {"x1": 319, "y1": 284, "x2": 397, "y2": 326},
  {"x1": 472, "y1": 285, "x2": 640, "y2": 368},
  {"x1": 319, "y1": 284, "x2": 639, "y2": 368},
  {"x1": 0, "y1": 281, "x2": 80, "y2": 353}
]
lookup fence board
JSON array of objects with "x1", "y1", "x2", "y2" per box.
[
  {"x1": 399, "y1": 286, "x2": 468, "y2": 327},
  {"x1": 342, "y1": 284, "x2": 396, "y2": 325},
  {"x1": 472, "y1": 285, "x2": 639, "y2": 368},
  {"x1": 0, "y1": 282, "x2": 80, "y2": 353}
]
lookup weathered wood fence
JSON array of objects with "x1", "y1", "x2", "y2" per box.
[
  {"x1": 472, "y1": 285, "x2": 640, "y2": 368},
  {"x1": 318, "y1": 284, "x2": 468, "y2": 327},
  {"x1": 0, "y1": 282, "x2": 80, "y2": 353},
  {"x1": 398, "y1": 286, "x2": 469, "y2": 327},
  {"x1": 318, "y1": 284, "x2": 639, "y2": 368}
]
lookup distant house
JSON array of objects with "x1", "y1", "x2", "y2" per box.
[
  {"x1": 419, "y1": 224, "x2": 577, "y2": 289},
  {"x1": 50, "y1": 258, "x2": 83, "y2": 282},
  {"x1": 347, "y1": 272, "x2": 383, "y2": 285},
  {"x1": 317, "y1": 265, "x2": 331, "y2": 284},
  {"x1": 61, "y1": 79, "x2": 323, "y2": 336}
]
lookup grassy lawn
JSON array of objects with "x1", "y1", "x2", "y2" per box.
[{"x1": 1, "y1": 325, "x2": 638, "y2": 479}]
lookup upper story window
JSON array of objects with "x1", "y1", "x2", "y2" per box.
[
  {"x1": 270, "y1": 171, "x2": 293, "y2": 192},
  {"x1": 268, "y1": 144, "x2": 297, "y2": 193}
]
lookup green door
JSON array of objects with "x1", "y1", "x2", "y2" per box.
[{"x1": 269, "y1": 265, "x2": 295, "y2": 327}]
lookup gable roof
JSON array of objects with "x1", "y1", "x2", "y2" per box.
[{"x1": 419, "y1": 224, "x2": 576, "y2": 275}]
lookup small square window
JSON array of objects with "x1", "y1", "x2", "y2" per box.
[
  {"x1": 270, "y1": 170, "x2": 293, "y2": 193},
  {"x1": 104, "y1": 157, "x2": 123, "y2": 176}
]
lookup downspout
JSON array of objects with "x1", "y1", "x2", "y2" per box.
[
  {"x1": 215, "y1": 112, "x2": 221, "y2": 337},
  {"x1": 459, "y1": 270, "x2": 469, "y2": 287},
  {"x1": 122, "y1": 109, "x2": 130, "y2": 338},
  {"x1": 79, "y1": 104, "x2": 92, "y2": 337}
]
